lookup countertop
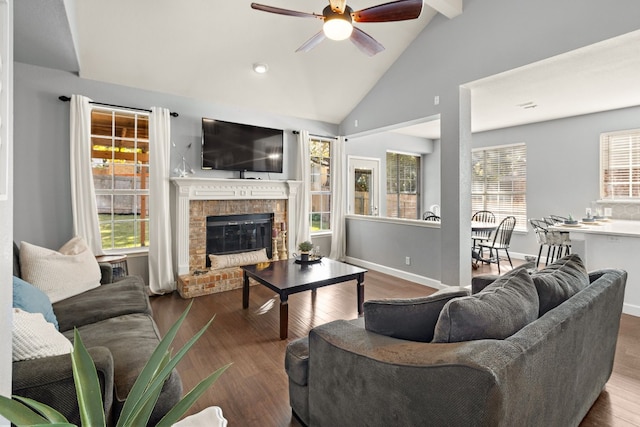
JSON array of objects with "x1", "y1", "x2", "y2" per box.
[{"x1": 550, "y1": 219, "x2": 640, "y2": 237}]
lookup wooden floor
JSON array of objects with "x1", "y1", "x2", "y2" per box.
[{"x1": 150, "y1": 261, "x2": 640, "y2": 426}]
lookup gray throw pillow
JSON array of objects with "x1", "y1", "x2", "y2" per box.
[
  {"x1": 364, "y1": 287, "x2": 470, "y2": 342},
  {"x1": 530, "y1": 254, "x2": 589, "y2": 316},
  {"x1": 432, "y1": 267, "x2": 539, "y2": 343}
]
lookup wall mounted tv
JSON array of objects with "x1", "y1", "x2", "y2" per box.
[{"x1": 201, "y1": 118, "x2": 284, "y2": 175}]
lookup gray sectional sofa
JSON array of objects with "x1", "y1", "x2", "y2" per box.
[
  {"x1": 12, "y1": 243, "x2": 183, "y2": 426},
  {"x1": 285, "y1": 255, "x2": 627, "y2": 426}
]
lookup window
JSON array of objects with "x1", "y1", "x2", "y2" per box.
[
  {"x1": 472, "y1": 143, "x2": 527, "y2": 232},
  {"x1": 600, "y1": 129, "x2": 640, "y2": 199},
  {"x1": 310, "y1": 137, "x2": 331, "y2": 232},
  {"x1": 386, "y1": 151, "x2": 420, "y2": 219},
  {"x1": 91, "y1": 108, "x2": 150, "y2": 250}
]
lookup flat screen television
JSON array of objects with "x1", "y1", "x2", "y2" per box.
[{"x1": 201, "y1": 118, "x2": 284, "y2": 174}]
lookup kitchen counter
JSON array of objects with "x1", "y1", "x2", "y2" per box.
[
  {"x1": 550, "y1": 219, "x2": 640, "y2": 316},
  {"x1": 550, "y1": 219, "x2": 640, "y2": 237}
]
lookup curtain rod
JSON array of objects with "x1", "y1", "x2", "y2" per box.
[
  {"x1": 292, "y1": 130, "x2": 338, "y2": 140},
  {"x1": 58, "y1": 96, "x2": 179, "y2": 117}
]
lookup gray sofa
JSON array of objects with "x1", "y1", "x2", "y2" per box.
[
  {"x1": 12, "y1": 243, "x2": 183, "y2": 426},
  {"x1": 285, "y1": 255, "x2": 627, "y2": 426}
]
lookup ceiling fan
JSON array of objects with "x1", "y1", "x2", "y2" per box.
[{"x1": 250, "y1": 0, "x2": 423, "y2": 56}]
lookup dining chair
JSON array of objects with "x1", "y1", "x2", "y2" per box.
[
  {"x1": 423, "y1": 213, "x2": 440, "y2": 222},
  {"x1": 530, "y1": 219, "x2": 554, "y2": 268},
  {"x1": 545, "y1": 215, "x2": 572, "y2": 261},
  {"x1": 477, "y1": 216, "x2": 516, "y2": 274},
  {"x1": 422, "y1": 211, "x2": 435, "y2": 220},
  {"x1": 471, "y1": 210, "x2": 496, "y2": 259}
]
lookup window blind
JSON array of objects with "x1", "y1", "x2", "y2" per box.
[
  {"x1": 472, "y1": 143, "x2": 527, "y2": 232},
  {"x1": 600, "y1": 129, "x2": 640, "y2": 199}
]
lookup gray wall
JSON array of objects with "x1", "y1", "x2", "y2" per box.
[
  {"x1": 346, "y1": 105, "x2": 640, "y2": 282},
  {"x1": 474, "y1": 105, "x2": 640, "y2": 257},
  {"x1": 346, "y1": 131, "x2": 434, "y2": 217},
  {"x1": 13, "y1": 62, "x2": 337, "y2": 255},
  {"x1": 339, "y1": 0, "x2": 640, "y2": 285}
]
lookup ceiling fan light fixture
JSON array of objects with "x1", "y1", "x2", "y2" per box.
[
  {"x1": 323, "y1": 18, "x2": 353, "y2": 40},
  {"x1": 322, "y1": 6, "x2": 353, "y2": 41}
]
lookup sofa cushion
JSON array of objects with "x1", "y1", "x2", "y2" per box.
[
  {"x1": 19, "y1": 237, "x2": 101, "y2": 303},
  {"x1": 65, "y1": 313, "x2": 182, "y2": 425},
  {"x1": 285, "y1": 337, "x2": 310, "y2": 386},
  {"x1": 13, "y1": 276, "x2": 59, "y2": 330},
  {"x1": 12, "y1": 308, "x2": 73, "y2": 362},
  {"x1": 364, "y1": 287, "x2": 470, "y2": 342},
  {"x1": 209, "y1": 248, "x2": 269, "y2": 270},
  {"x1": 433, "y1": 267, "x2": 539, "y2": 343},
  {"x1": 53, "y1": 276, "x2": 151, "y2": 332},
  {"x1": 531, "y1": 254, "x2": 589, "y2": 316}
]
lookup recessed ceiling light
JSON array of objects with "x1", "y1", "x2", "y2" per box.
[{"x1": 253, "y1": 63, "x2": 268, "y2": 74}]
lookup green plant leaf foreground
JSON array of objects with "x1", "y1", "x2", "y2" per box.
[
  {"x1": 71, "y1": 329, "x2": 106, "y2": 427},
  {"x1": 120, "y1": 313, "x2": 215, "y2": 426},
  {"x1": 156, "y1": 363, "x2": 232, "y2": 427},
  {"x1": 12, "y1": 396, "x2": 69, "y2": 424},
  {"x1": 116, "y1": 301, "x2": 194, "y2": 427},
  {"x1": 0, "y1": 395, "x2": 49, "y2": 425},
  {"x1": 126, "y1": 352, "x2": 172, "y2": 426}
]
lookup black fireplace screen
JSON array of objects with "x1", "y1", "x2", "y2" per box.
[{"x1": 205, "y1": 213, "x2": 273, "y2": 267}]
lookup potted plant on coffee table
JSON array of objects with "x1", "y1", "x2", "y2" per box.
[{"x1": 298, "y1": 241, "x2": 313, "y2": 262}]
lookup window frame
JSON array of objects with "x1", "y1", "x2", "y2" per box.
[
  {"x1": 309, "y1": 136, "x2": 332, "y2": 234},
  {"x1": 385, "y1": 150, "x2": 421, "y2": 219},
  {"x1": 471, "y1": 142, "x2": 527, "y2": 232},
  {"x1": 91, "y1": 106, "x2": 150, "y2": 253},
  {"x1": 600, "y1": 128, "x2": 640, "y2": 200}
]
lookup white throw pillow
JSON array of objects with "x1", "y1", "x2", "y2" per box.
[
  {"x1": 19, "y1": 236, "x2": 101, "y2": 303},
  {"x1": 209, "y1": 248, "x2": 270, "y2": 270},
  {"x1": 12, "y1": 308, "x2": 73, "y2": 362}
]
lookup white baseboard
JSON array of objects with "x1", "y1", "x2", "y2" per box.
[
  {"x1": 623, "y1": 303, "x2": 640, "y2": 317},
  {"x1": 344, "y1": 256, "x2": 444, "y2": 290}
]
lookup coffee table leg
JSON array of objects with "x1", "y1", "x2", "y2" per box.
[
  {"x1": 242, "y1": 271, "x2": 250, "y2": 309},
  {"x1": 357, "y1": 273, "x2": 365, "y2": 316},
  {"x1": 280, "y1": 296, "x2": 289, "y2": 340}
]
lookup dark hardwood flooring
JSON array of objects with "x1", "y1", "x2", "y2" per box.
[{"x1": 150, "y1": 261, "x2": 640, "y2": 426}]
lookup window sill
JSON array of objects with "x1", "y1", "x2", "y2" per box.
[
  {"x1": 102, "y1": 248, "x2": 149, "y2": 258},
  {"x1": 597, "y1": 199, "x2": 640, "y2": 204}
]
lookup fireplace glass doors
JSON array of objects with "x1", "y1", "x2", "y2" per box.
[{"x1": 205, "y1": 213, "x2": 273, "y2": 267}]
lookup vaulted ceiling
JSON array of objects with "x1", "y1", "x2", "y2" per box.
[{"x1": 14, "y1": 0, "x2": 640, "y2": 138}]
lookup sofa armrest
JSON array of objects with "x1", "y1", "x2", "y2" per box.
[
  {"x1": 307, "y1": 320, "x2": 519, "y2": 426},
  {"x1": 12, "y1": 346, "x2": 115, "y2": 426},
  {"x1": 99, "y1": 262, "x2": 114, "y2": 284},
  {"x1": 363, "y1": 287, "x2": 469, "y2": 342},
  {"x1": 471, "y1": 274, "x2": 500, "y2": 294}
]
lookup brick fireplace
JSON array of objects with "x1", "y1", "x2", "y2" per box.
[{"x1": 171, "y1": 178, "x2": 302, "y2": 296}]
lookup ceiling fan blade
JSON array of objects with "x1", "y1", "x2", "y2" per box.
[
  {"x1": 329, "y1": 0, "x2": 347, "y2": 14},
  {"x1": 296, "y1": 31, "x2": 327, "y2": 53},
  {"x1": 251, "y1": 3, "x2": 321, "y2": 19},
  {"x1": 352, "y1": 0, "x2": 422, "y2": 23},
  {"x1": 350, "y1": 27, "x2": 385, "y2": 56}
]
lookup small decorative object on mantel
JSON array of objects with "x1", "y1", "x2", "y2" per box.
[
  {"x1": 172, "y1": 141, "x2": 195, "y2": 177},
  {"x1": 297, "y1": 241, "x2": 314, "y2": 263}
]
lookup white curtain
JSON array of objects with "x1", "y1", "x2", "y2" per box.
[
  {"x1": 329, "y1": 137, "x2": 346, "y2": 260},
  {"x1": 70, "y1": 95, "x2": 104, "y2": 255},
  {"x1": 295, "y1": 130, "x2": 311, "y2": 245},
  {"x1": 148, "y1": 107, "x2": 175, "y2": 293}
]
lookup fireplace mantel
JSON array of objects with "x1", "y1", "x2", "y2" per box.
[{"x1": 171, "y1": 177, "x2": 302, "y2": 275}]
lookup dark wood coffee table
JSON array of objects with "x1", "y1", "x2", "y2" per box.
[{"x1": 242, "y1": 258, "x2": 367, "y2": 339}]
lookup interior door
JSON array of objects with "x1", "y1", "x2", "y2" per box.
[{"x1": 348, "y1": 157, "x2": 380, "y2": 216}]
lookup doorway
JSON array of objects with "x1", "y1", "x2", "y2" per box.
[{"x1": 348, "y1": 157, "x2": 380, "y2": 216}]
